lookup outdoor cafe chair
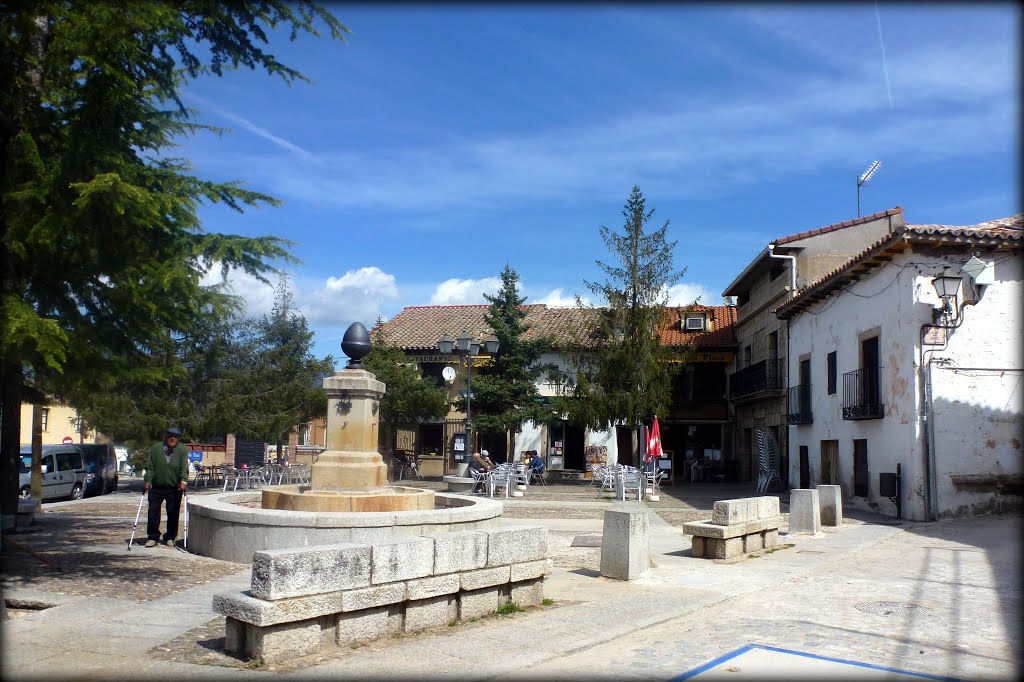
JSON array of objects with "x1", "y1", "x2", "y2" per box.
[
  {"x1": 529, "y1": 466, "x2": 547, "y2": 486},
  {"x1": 222, "y1": 467, "x2": 242, "y2": 492},
  {"x1": 619, "y1": 470, "x2": 643, "y2": 501},
  {"x1": 470, "y1": 469, "x2": 489, "y2": 494},
  {"x1": 488, "y1": 467, "x2": 513, "y2": 498},
  {"x1": 512, "y1": 463, "x2": 530, "y2": 488},
  {"x1": 192, "y1": 464, "x2": 209, "y2": 487}
]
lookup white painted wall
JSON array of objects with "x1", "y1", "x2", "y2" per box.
[{"x1": 786, "y1": 246, "x2": 1022, "y2": 520}]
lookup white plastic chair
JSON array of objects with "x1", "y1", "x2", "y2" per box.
[
  {"x1": 488, "y1": 467, "x2": 513, "y2": 498},
  {"x1": 619, "y1": 470, "x2": 643, "y2": 501}
]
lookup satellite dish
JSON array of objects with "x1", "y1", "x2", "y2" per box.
[{"x1": 442, "y1": 366, "x2": 456, "y2": 383}]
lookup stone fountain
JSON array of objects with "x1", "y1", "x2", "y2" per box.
[
  {"x1": 186, "y1": 323, "x2": 503, "y2": 564},
  {"x1": 262, "y1": 322, "x2": 433, "y2": 513}
]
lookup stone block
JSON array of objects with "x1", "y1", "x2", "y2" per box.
[
  {"x1": 509, "y1": 578, "x2": 544, "y2": 607},
  {"x1": 427, "y1": 530, "x2": 487, "y2": 574},
  {"x1": 789, "y1": 489, "x2": 821, "y2": 534},
  {"x1": 743, "y1": 532, "x2": 764, "y2": 553},
  {"x1": 246, "y1": 618, "x2": 322, "y2": 664},
  {"x1": 458, "y1": 586, "x2": 502, "y2": 620},
  {"x1": 336, "y1": 605, "x2": 402, "y2": 645},
  {"x1": 370, "y1": 536, "x2": 434, "y2": 584},
  {"x1": 711, "y1": 498, "x2": 756, "y2": 525},
  {"x1": 214, "y1": 590, "x2": 344, "y2": 627},
  {"x1": 683, "y1": 516, "x2": 781, "y2": 540},
  {"x1": 764, "y1": 529, "x2": 779, "y2": 549},
  {"x1": 509, "y1": 559, "x2": 547, "y2": 582},
  {"x1": 756, "y1": 496, "x2": 781, "y2": 520},
  {"x1": 340, "y1": 582, "x2": 406, "y2": 612},
  {"x1": 706, "y1": 536, "x2": 744, "y2": 559},
  {"x1": 404, "y1": 595, "x2": 456, "y2": 633},
  {"x1": 406, "y1": 574, "x2": 460, "y2": 600},
  {"x1": 599, "y1": 508, "x2": 650, "y2": 580},
  {"x1": 460, "y1": 565, "x2": 511, "y2": 591},
  {"x1": 481, "y1": 526, "x2": 548, "y2": 566},
  {"x1": 817, "y1": 485, "x2": 843, "y2": 526},
  {"x1": 224, "y1": 616, "x2": 246, "y2": 655},
  {"x1": 251, "y1": 543, "x2": 371, "y2": 600},
  {"x1": 691, "y1": 535, "x2": 705, "y2": 558}
]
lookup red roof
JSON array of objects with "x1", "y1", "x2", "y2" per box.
[
  {"x1": 774, "y1": 214, "x2": 1023, "y2": 319},
  {"x1": 375, "y1": 303, "x2": 737, "y2": 351},
  {"x1": 772, "y1": 207, "x2": 904, "y2": 246}
]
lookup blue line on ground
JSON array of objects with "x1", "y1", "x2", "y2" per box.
[{"x1": 670, "y1": 643, "x2": 965, "y2": 681}]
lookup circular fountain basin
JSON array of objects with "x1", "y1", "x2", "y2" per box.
[
  {"x1": 262, "y1": 484, "x2": 434, "y2": 513},
  {"x1": 186, "y1": 490, "x2": 504, "y2": 564}
]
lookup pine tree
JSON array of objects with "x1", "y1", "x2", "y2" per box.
[
  {"x1": 0, "y1": 3, "x2": 349, "y2": 513},
  {"x1": 569, "y1": 186, "x2": 687, "y2": 465},
  {"x1": 471, "y1": 265, "x2": 555, "y2": 443}
]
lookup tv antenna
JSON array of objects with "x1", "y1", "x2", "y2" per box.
[{"x1": 857, "y1": 161, "x2": 881, "y2": 217}]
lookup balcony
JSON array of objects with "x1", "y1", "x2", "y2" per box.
[
  {"x1": 787, "y1": 385, "x2": 812, "y2": 424},
  {"x1": 729, "y1": 359, "x2": 786, "y2": 400},
  {"x1": 842, "y1": 367, "x2": 885, "y2": 420}
]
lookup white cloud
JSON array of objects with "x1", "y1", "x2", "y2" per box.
[
  {"x1": 200, "y1": 267, "x2": 277, "y2": 318},
  {"x1": 536, "y1": 288, "x2": 589, "y2": 307},
  {"x1": 430, "y1": 277, "x2": 502, "y2": 305},
  {"x1": 303, "y1": 267, "x2": 400, "y2": 327},
  {"x1": 665, "y1": 282, "x2": 716, "y2": 307}
]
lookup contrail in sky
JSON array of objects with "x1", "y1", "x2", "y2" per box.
[{"x1": 875, "y1": 1, "x2": 894, "y2": 108}]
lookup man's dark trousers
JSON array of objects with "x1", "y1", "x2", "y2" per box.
[{"x1": 147, "y1": 486, "x2": 182, "y2": 542}]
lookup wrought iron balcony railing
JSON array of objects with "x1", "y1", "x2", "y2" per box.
[
  {"x1": 729, "y1": 359, "x2": 786, "y2": 399},
  {"x1": 842, "y1": 367, "x2": 885, "y2": 420},
  {"x1": 787, "y1": 384, "x2": 813, "y2": 424}
]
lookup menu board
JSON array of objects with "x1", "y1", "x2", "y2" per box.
[{"x1": 584, "y1": 445, "x2": 609, "y2": 478}]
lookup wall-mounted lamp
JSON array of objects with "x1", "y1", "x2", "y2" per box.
[{"x1": 931, "y1": 267, "x2": 962, "y2": 324}]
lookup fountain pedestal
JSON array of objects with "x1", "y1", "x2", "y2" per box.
[{"x1": 262, "y1": 367, "x2": 434, "y2": 512}]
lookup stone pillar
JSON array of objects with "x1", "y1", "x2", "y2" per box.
[
  {"x1": 788, "y1": 489, "x2": 821, "y2": 534},
  {"x1": 312, "y1": 368, "x2": 388, "y2": 491},
  {"x1": 599, "y1": 506, "x2": 650, "y2": 580},
  {"x1": 817, "y1": 485, "x2": 843, "y2": 526}
]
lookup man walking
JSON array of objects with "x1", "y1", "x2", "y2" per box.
[{"x1": 144, "y1": 426, "x2": 189, "y2": 547}]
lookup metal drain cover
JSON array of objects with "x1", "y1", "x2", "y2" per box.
[
  {"x1": 571, "y1": 535, "x2": 602, "y2": 547},
  {"x1": 855, "y1": 601, "x2": 932, "y2": 616}
]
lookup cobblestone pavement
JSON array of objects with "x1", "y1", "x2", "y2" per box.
[{"x1": 2, "y1": 477, "x2": 1019, "y2": 681}]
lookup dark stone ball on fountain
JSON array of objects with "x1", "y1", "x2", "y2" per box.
[{"x1": 341, "y1": 322, "x2": 372, "y2": 367}]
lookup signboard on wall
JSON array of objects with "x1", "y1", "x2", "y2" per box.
[{"x1": 188, "y1": 450, "x2": 203, "y2": 463}]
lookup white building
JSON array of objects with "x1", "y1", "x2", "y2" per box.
[{"x1": 774, "y1": 215, "x2": 1022, "y2": 521}]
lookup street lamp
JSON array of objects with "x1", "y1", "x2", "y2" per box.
[
  {"x1": 438, "y1": 331, "x2": 499, "y2": 467},
  {"x1": 931, "y1": 266, "x2": 962, "y2": 324}
]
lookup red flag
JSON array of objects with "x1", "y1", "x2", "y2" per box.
[{"x1": 646, "y1": 416, "x2": 664, "y2": 463}]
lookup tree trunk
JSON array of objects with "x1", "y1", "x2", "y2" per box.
[
  {"x1": 30, "y1": 402, "x2": 43, "y2": 500},
  {"x1": 0, "y1": 360, "x2": 23, "y2": 532}
]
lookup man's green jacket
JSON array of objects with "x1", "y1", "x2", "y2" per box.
[{"x1": 144, "y1": 442, "x2": 190, "y2": 488}]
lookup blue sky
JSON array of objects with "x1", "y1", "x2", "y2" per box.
[{"x1": 178, "y1": 4, "x2": 1019, "y2": 360}]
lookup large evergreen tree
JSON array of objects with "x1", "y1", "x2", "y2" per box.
[
  {"x1": 471, "y1": 265, "x2": 555, "y2": 443},
  {"x1": 0, "y1": 3, "x2": 349, "y2": 519},
  {"x1": 223, "y1": 278, "x2": 334, "y2": 461},
  {"x1": 363, "y1": 320, "x2": 449, "y2": 455},
  {"x1": 569, "y1": 186, "x2": 687, "y2": 465}
]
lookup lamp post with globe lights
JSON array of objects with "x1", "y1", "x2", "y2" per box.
[{"x1": 438, "y1": 332, "x2": 499, "y2": 469}]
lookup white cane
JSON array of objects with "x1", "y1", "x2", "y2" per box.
[
  {"x1": 183, "y1": 488, "x2": 189, "y2": 551},
  {"x1": 127, "y1": 489, "x2": 146, "y2": 551}
]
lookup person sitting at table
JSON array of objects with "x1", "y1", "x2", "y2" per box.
[
  {"x1": 480, "y1": 450, "x2": 495, "y2": 470},
  {"x1": 529, "y1": 451, "x2": 545, "y2": 483},
  {"x1": 468, "y1": 452, "x2": 488, "y2": 493}
]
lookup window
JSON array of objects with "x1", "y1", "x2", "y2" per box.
[
  {"x1": 744, "y1": 345, "x2": 752, "y2": 368},
  {"x1": 57, "y1": 451, "x2": 82, "y2": 472},
  {"x1": 41, "y1": 407, "x2": 49, "y2": 432},
  {"x1": 298, "y1": 424, "x2": 311, "y2": 446},
  {"x1": 827, "y1": 352, "x2": 837, "y2": 395},
  {"x1": 685, "y1": 316, "x2": 706, "y2": 331},
  {"x1": 853, "y1": 439, "x2": 869, "y2": 497}
]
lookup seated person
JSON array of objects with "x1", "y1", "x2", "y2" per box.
[
  {"x1": 467, "y1": 452, "x2": 487, "y2": 493},
  {"x1": 529, "y1": 451, "x2": 545, "y2": 483},
  {"x1": 480, "y1": 450, "x2": 495, "y2": 470}
]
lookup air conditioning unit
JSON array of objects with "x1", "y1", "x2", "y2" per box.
[{"x1": 685, "y1": 316, "x2": 705, "y2": 331}]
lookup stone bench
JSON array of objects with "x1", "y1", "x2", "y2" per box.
[
  {"x1": 682, "y1": 496, "x2": 781, "y2": 559},
  {"x1": 442, "y1": 475, "x2": 475, "y2": 493},
  {"x1": 213, "y1": 525, "x2": 549, "y2": 663}
]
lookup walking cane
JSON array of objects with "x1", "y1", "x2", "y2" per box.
[
  {"x1": 182, "y1": 487, "x2": 189, "y2": 551},
  {"x1": 127, "y1": 489, "x2": 146, "y2": 551}
]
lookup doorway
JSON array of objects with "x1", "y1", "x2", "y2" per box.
[
  {"x1": 616, "y1": 426, "x2": 634, "y2": 467},
  {"x1": 799, "y1": 445, "x2": 810, "y2": 489},
  {"x1": 563, "y1": 424, "x2": 586, "y2": 470}
]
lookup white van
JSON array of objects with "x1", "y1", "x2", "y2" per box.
[{"x1": 19, "y1": 445, "x2": 89, "y2": 501}]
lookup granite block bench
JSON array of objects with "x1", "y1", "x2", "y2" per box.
[
  {"x1": 682, "y1": 496, "x2": 781, "y2": 559},
  {"x1": 213, "y1": 525, "x2": 549, "y2": 663}
]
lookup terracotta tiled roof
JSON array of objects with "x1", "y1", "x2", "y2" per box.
[
  {"x1": 774, "y1": 214, "x2": 1023, "y2": 320},
  {"x1": 772, "y1": 206, "x2": 903, "y2": 246},
  {"x1": 658, "y1": 305, "x2": 738, "y2": 348},
  {"x1": 374, "y1": 303, "x2": 737, "y2": 351}
]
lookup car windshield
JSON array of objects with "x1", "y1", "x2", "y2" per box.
[{"x1": 19, "y1": 455, "x2": 31, "y2": 473}]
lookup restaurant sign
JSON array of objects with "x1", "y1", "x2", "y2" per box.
[{"x1": 668, "y1": 352, "x2": 734, "y2": 363}]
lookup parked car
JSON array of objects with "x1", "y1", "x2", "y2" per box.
[
  {"x1": 18, "y1": 445, "x2": 89, "y2": 501},
  {"x1": 76, "y1": 443, "x2": 119, "y2": 496}
]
